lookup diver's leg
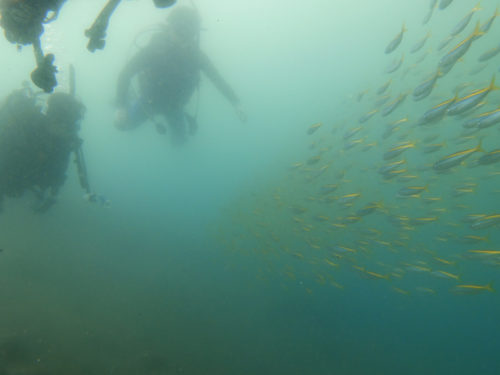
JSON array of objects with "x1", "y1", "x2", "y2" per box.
[
  {"x1": 85, "y1": 0, "x2": 122, "y2": 52},
  {"x1": 31, "y1": 39, "x2": 58, "y2": 93},
  {"x1": 153, "y1": 0, "x2": 176, "y2": 8},
  {"x1": 165, "y1": 109, "x2": 187, "y2": 145}
]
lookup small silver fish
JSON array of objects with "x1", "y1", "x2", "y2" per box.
[{"x1": 385, "y1": 24, "x2": 407, "y2": 54}]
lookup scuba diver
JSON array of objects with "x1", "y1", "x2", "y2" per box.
[
  {"x1": 85, "y1": 0, "x2": 177, "y2": 53},
  {"x1": 114, "y1": 6, "x2": 246, "y2": 145},
  {"x1": 0, "y1": 68, "x2": 101, "y2": 213},
  {"x1": 0, "y1": 0, "x2": 66, "y2": 93},
  {"x1": 0, "y1": 0, "x2": 176, "y2": 92}
]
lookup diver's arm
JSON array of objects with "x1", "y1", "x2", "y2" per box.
[
  {"x1": 200, "y1": 52, "x2": 240, "y2": 106},
  {"x1": 116, "y1": 50, "x2": 148, "y2": 107}
]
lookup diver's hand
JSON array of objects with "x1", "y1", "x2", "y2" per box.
[{"x1": 234, "y1": 105, "x2": 247, "y2": 123}]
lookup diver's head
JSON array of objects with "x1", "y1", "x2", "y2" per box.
[
  {"x1": 166, "y1": 6, "x2": 200, "y2": 43},
  {"x1": 46, "y1": 93, "x2": 85, "y2": 137},
  {"x1": 153, "y1": 0, "x2": 176, "y2": 8}
]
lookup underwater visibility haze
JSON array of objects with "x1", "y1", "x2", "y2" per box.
[{"x1": 1, "y1": 0, "x2": 500, "y2": 374}]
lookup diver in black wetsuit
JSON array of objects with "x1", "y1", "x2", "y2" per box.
[
  {"x1": 0, "y1": 86, "x2": 87, "y2": 213},
  {"x1": 0, "y1": 0, "x2": 66, "y2": 93},
  {"x1": 114, "y1": 6, "x2": 245, "y2": 145}
]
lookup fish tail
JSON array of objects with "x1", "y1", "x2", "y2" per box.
[
  {"x1": 473, "y1": 1, "x2": 482, "y2": 11},
  {"x1": 476, "y1": 139, "x2": 485, "y2": 153},
  {"x1": 486, "y1": 282, "x2": 495, "y2": 292},
  {"x1": 489, "y1": 74, "x2": 499, "y2": 91},
  {"x1": 472, "y1": 21, "x2": 485, "y2": 37}
]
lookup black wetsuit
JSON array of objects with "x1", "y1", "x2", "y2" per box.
[
  {"x1": 0, "y1": 0, "x2": 65, "y2": 45},
  {"x1": 116, "y1": 30, "x2": 239, "y2": 143},
  {"x1": 0, "y1": 91, "x2": 80, "y2": 209}
]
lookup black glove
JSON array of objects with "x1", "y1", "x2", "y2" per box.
[{"x1": 31, "y1": 53, "x2": 58, "y2": 93}]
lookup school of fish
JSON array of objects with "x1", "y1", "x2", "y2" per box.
[{"x1": 216, "y1": 0, "x2": 500, "y2": 297}]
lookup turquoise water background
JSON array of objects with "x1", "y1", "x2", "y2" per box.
[{"x1": 1, "y1": 1, "x2": 500, "y2": 374}]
